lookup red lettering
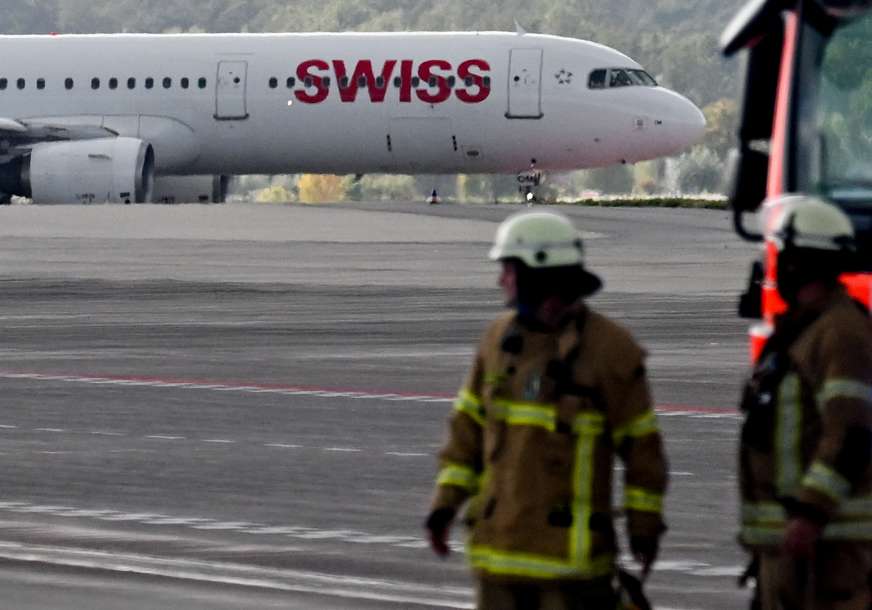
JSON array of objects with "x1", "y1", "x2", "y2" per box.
[
  {"x1": 399, "y1": 60, "x2": 414, "y2": 103},
  {"x1": 416, "y1": 60, "x2": 452, "y2": 104},
  {"x1": 295, "y1": 59, "x2": 330, "y2": 104},
  {"x1": 333, "y1": 59, "x2": 397, "y2": 103},
  {"x1": 456, "y1": 59, "x2": 491, "y2": 104}
]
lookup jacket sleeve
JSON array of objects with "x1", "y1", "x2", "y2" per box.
[
  {"x1": 431, "y1": 347, "x2": 486, "y2": 513},
  {"x1": 796, "y1": 326, "x2": 872, "y2": 522},
  {"x1": 604, "y1": 343, "x2": 669, "y2": 539}
]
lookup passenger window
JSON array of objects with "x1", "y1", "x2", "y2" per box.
[
  {"x1": 464, "y1": 77, "x2": 473, "y2": 87},
  {"x1": 91, "y1": 78, "x2": 99, "y2": 90},
  {"x1": 411, "y1": 76, "x2": 420, "y2": 87},
  {"x1": 447, "y1": 76, "x2": 456, "y2": 88},
  {"x1": 109, "y1": 77, "x2": 118, "y2": 90},
  {"x1": 145, "y1": 77, "x2": 154, "y2": 89},
  {"x1": 588, "y1": 69, "x2": 607, "y2": 89},
  {"x1": 428, "y1": 76, "x2": 437, "y2": 87},
  {"x1": 393, "y1": 76, "x2": 402, "y2": 88},
  {"x1": 163, "y1": 77, "x2": 172, "y2": 89},
  {"x1": 127, "y1": 77, "x2": 136, "y2": 89},
  {"x1": 17, "y1": 78, "x2": 25, "y2": 90},
  {"x1": 0, "y1": 78, "x2": 8, "y2": 90},
  {"x1": 609, "y1": 69, "x2": 632, "y2": 88},
  {"x1": 198, "y1": 77, "x2": 207, "y2": 89},
  {"x1": 484, "y1": 76, "x2": 492, "y2": 88},
  {"x1": 181, "y1": 77, "x2": 189, "y2": 89},
  {"x1": 376, "y1": 76, "x2": 385, "y2": 88},
  {"x1": 304, "y1": 77, "x2": 312, "y2": 88},
  {"x1": 322, "y1": 77, "x2": 330, "y2": 87},
  {"x1": 357, "y1": 76, "x2": 366, "y2": 87},
  {"x1": 37, "y1": 78, "x2": 45, "y2": 90},
  {"x1": 269, "y1": 77, "x2": 278, "y2": 89},
  {"x1": 286, "y1": 77, "x2": 295, "y2": 88},
  {"x1": 65, "y1": 78, "x2": 74, "y2": 90}
]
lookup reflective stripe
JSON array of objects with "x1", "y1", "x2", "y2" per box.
[
  {"x1": 612, "y1": 410, "x2": 659, "y2": 446},
  {"x1": 436, "y1": 463, "x2": 480, "y2": 494},
  {"x1": 624, "y1": 486, "x2": 663, "y2": 514},
  {"x1": 740, "y1": 524, "x2": 784, "y2": 546},
  {"x1": 491, "y1": 400, "x2": 557, "y2": 432},
  {"x1": 742, "y1": 501, "x2": 787, "y2": 526},
  {"x1": 802, "y1": 460, "x2": 850, "y2": 504},
  {"x1": 775, "y1": 374, "x2": 802, "y2": 497},
  {"x1": 468, "y1": 546, "x2": 613, "y2": 580},
  {"x1": 454, "y1": 389, "x2": 485, "y2": 426},
  {"x1": 467, "y1": 411, "x2": 613, "y2": 580},
  {"x1": 817, "y1": 378, "x2": 872, "y2": 408},
  {"x1": 823, "y1": 521, "x2": 872, "y2": 540}
]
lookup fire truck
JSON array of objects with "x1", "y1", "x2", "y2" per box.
[{"x1": 722, "y1": 0, "x2": 872, "y2": 360}]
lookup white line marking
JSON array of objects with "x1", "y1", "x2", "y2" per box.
[
  {"x1": 0, "y1": 425, "x2": 18, "y2": 429},
  {"x1": 264, "y1": 443, "x2": 303, "y2": 449},
  {"x1": 384, "y1": 452, "x2": 429, "y2": 457},
  {"x1": 89, "y1": 431, "x2": 126, "y2": 436},
  {"x1": 145, "y1": 435, "x2": 186, "y2": 440},
  {"x1": 323, "y1": 447, "x2": 361, "y2": 453},
  {"x1": 34, "y1": 428, "x2": 65, "y2": 433},
  {"x1": 202, "y1": 439, "x2": 236, "y2": 444}
]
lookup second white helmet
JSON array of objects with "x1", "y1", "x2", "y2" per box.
[{"x1": 770, "y1": 196, "x2": 856, "y2": 253}]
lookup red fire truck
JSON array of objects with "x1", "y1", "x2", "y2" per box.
[{"x1": 722, "y1": 0, "x2": 872, "y2": 360}]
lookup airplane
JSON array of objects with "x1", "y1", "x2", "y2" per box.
[{"x1": 0, "y1": 30, "x2": 706, "y2": 204}]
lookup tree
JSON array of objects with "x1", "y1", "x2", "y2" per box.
[{"x1": 297, "y1": 174, "x2": 348, "y2": 203}]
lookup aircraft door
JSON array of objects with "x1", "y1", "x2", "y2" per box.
[
  {"x1": 215, "y1": 61, "x2": 249, "y2": 120},
  {"x1": 506, "y1": 48, "x2": 543, "y2": 119}
]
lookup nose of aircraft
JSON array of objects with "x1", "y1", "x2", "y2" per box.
[{"x1": 652, "y1": 89, "x2": 707, "y2": 156}]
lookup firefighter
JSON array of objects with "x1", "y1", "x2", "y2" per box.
[
  {"x1": 739, "y1": 197, "x2": 872, "y2": 610},
  {"x1": 425, "y1": 210, "x2": 668, "y2": 609}
]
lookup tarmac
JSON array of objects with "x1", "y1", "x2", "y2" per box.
[{"x1": 0, "y1": 201, "x2": 758, "y2": 609}]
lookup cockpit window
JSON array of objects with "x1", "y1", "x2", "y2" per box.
[
  {"x1": 588, "y1": 69, "x2": 607, "y2": 89},
  {"x1": 610, "y1": 69, "x2": 633, "y2": 88},
  {"x1": 588, "y1": 68, "x2": 658, "y2": 89}
]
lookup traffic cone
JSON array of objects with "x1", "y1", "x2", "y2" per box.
[{"x1": 427, "y1": 189, "x2": 441, "y2": 205}]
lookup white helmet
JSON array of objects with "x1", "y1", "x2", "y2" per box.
[
  {"x1": 770, "y1": 196, "x2": 856, "y2": 254},
  {"x1": 489, "y1": 211, "x2": 586, "y2": 268}
]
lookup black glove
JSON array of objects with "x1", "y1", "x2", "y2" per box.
[
  {"x1": 630, "y1": 534, "x2": 660, "y2": 576},
  {"x1": 425, "y1": 507, "x2": 456, "y2": 557}
]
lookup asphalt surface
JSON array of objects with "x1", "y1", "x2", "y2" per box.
[{"x1": 0, "y1": 202, "x2": 758, "y2": 609}]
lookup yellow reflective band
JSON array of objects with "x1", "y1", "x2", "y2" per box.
[
  {"x1": 624, "y1": 486, "x2": 663, "y2": 514},
  {"x1": 776, "y1": 374, "x2": 802, "y2": 497},
  {"x1": 802, "y1": 461, "x2": 850, "y2": 503},
  {"x1": 491, "y1": 400, "x2": 557, "y2": 432},
  {"x1": 573, "y1": 411, "x2": 605, "y2": 435},
  {"x1": 612, "y1": 410, "x2": 659, "y2": 446},
  {"x1": 436, "y1": 463, "x2": 480, "y2": 494},
  {"x1": 823, "y1": 521, "x2": 872, "y2": 540},
  {"x1": 453, "y1": 389, "x2": 485, "y2": 426},
  {"x1": 469, "y1": 546, "x2": 614, "y2": 580},
  {"x1": 742, "y1": 502, "x2": 787, "y2": 526},
  {"x1": 839, "y1": 496, "x2": 872, "y2": 518},
  {"x1": 817, "y1": 378, "x2": 872, "y2": 408},
  {"x1": 740, "y1": 524, "x2": 784, "y2": 546}
]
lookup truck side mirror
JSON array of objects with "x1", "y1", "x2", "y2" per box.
[{"x1": 728, "y1": 147, "x2": 769, "y2": 241}]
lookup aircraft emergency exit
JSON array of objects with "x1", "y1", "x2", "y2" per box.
[{"x1": 0, "y1": 30, "x2": 706, "y2": 203}]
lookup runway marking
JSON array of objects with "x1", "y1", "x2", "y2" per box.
[
  {"x1": 323, "y1": 447, "x2": 362, "y2": 453},
  {"x1": 0, "y1": 499, "x2": 744, "y2": 586},
  {"x1": 34, "y1": 428, "x2": 65, "y2": 433},
  {"x1": 0, "y1": 425, "x2": 18, "y2": 429},
  {"x1": 145, "y1": 435, "x2": 186, "y2": 441},
  {"x1": 202, "y1": 439, "x2": 236, "y2": 444},
  {"x1": 0, "y1": 543, "x2": 476, "y2": 609},
  {"x1": 264, "y1": 443, "x2": 303, "y2": 449},
  {"x1": 385, "y1": 451, "x2": 428, "y2": 457},
  {"x1": 0, "y1": 369, "x2": 741, "y2": 418},
  {"x1": 89, "y1": 431, "x2": 126, "y2": 436}
]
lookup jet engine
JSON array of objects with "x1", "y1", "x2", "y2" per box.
[
  {"x1": 0, "y1": 137, "x2": 154, "y2": 204},
  {"x1": 152, "y1": 175, "x2": 231, "y2": 204}
]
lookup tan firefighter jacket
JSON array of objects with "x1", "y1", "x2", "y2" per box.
[
  {"x1": 431, "y1": 304, "x2": 668, "y2": 582},
  {"x1": 740, "y1": 289, "x2": 872, "y2": 548}
]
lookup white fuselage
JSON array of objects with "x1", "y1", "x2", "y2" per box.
[{"x1": 0, "y1": 32, "x2": 705, "y2": 176}]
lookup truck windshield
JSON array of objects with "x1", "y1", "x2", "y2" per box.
[{"x1": 813, "y1": 13, "x2": 872, "y2": 205}]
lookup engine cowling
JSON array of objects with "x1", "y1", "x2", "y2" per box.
[
  {"x1": 0, "y1": 137, "x2": 154, "y2": 204},
  {"x1": 152, "y1": 175, "x2": 231, "y2": 204}
]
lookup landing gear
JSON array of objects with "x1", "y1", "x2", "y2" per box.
[{"x1": 517, "y1": 159, "x2": 542, "y2": 206}]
